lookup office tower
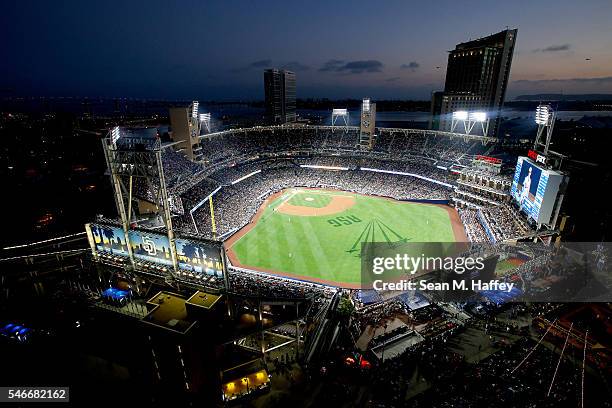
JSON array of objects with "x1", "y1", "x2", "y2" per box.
[
  {"x1": 264, "y1": 69, "x2": 296, "y2": 124},
  {"x1": 431, "y1": 29, "x2": 517, "y2": 136},
  {"x1": 169, "y1": 101, "x2": 204, "y2": 161}
]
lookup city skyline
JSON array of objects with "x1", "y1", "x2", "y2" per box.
[{"x1": 2, "y1": 0, "x2": 612, "y2": 100}]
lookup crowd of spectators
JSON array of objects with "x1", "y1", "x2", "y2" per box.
[
  {"x1": 198, "y1": 126, "x2": 489, "y2": 167},
  {"x1": 227, "y1": 268, "x2": 335, "y2": 300},
  {"x1": 175, "y1": 161, "x2": 454, "y2": 238},
  {"x1": 480, "y1": 204, "x2": 532, "y2": 242},
  {"x1": 458, "y1": 208, "x2": 490, "y2": 242},
  {"x1": 146, "y1": 128, "x2": 534, "y2": 245}
]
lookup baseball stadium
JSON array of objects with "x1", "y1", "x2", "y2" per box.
[
  {"x1": 70, "y1": 107, "x2": 606, "y2": 406},
  {"x1": 4, "y1": 100, "x2": 609, "y2": 408},
  {"x1": 3, "y1": 5, "x2": 612, "y2": 405},
  {"x1": 91, "y1": 108, "x2": 560, "y2": 292}
]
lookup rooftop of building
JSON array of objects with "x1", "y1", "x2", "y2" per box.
[
  {"x1": 143, "y1": 291, "x2": 197, "y2": 334},
  {"x1": 455, "y1": 28, "x2": 517, "y2": 51},
  {"x1": 186, "y1": 290, "x2": 222, "y2": 310}
]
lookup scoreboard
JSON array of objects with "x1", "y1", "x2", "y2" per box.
[{"x1": 510, "y1": 157, "x2": 564, "y2": 225}]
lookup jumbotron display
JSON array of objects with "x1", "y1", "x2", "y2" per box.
[{"x1": 510, "y1": 157, "x2": 564, "y2": 225}]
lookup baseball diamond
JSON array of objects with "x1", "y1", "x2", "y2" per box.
[{"x1": 225, "y1": 188, "x2": 467, "y2": 287}]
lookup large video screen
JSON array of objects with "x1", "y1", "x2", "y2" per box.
[
  {"x1": 175, "y1": 238, "x2": 224, "y2": 276},
  {"x1": 510, "y1": 157, "x2": 563, "y2": 225},
  {"x1": 128, "y1": 230, "x2": 173, "y2": 266},
  {"x1": 87, "y1": 224, "x2": 130, "y2": 256}
]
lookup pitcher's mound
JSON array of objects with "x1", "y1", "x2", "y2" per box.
[{"x1": 278, "y1": 195, "x2": 356, "y2": 216}]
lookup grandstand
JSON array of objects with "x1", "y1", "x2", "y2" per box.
[
  {"x1": 142, "y1": 124, "x2": 539, "y2": 250},
  {"x1": 94, "y1": 121, "x2": 556, "y2": 294}
]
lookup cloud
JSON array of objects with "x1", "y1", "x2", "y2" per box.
[
  {"x1": 319, "y1": 60, "x2": 345, "y2": 72},
  {"x1": 400, "y1": 62, "x2": 420, "y2": 72},
  {"x1": 513, "y1": 76, "x2": 612, "y2": 85},
  {"x1": 533, "y1": 44, "x2": 571, "y2": 53},
  {"x1": 231, "y1": 59, "x2": 272, "y2": 72},
  {"x1": 281, "y1": 61, "x2": 310, "y2": 71},
  {"x1": 385, "y1": 77, "x2": 401, "y2": 82},
  {"x1": 319, "y1": 59, "x2": 383, "y2": 74},
  {"x1": 249, "y1": 59, "x2": 272, "y2": 67}
]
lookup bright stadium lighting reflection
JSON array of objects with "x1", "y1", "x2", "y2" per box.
[
  {"x1": 453, "y1": 110, "x2": 468, "y2": 121},
  {"x1": 469, "y1": 111, "x2": 487, "y2": 122}
]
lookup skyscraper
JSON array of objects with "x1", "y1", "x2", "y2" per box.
[
  {"x1": 431, "y1": 29, "x2": 517, "y2": 136},
  {"x1": 264, "y1": 69, "x2": 296, "y2": 124}
]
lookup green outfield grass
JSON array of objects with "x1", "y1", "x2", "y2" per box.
[{"x1": 227, "y1": 188, "x2": 462, "y2": 286}]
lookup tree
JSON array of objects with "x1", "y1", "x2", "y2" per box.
[{"x1": 337, "y1": 295, "x2": 355, "y2": 318}]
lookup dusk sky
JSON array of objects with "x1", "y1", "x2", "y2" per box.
[{"x1": 2, "y1": 0, "x2": 612, "y2": 100}]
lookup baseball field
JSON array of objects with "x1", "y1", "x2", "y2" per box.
[{"x1": 225, "y1": 188, "x2": 467, "y2": 288}]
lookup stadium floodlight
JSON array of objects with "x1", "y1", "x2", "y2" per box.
[
  {"x1": 332, "y1": 108, "x2": 349, "y2": 129},
  {"x1": 191, "y1": 101, "x2": 199, "y2": 119},
  {"x1": 110, "y1": 126, "x2": 121, "y2": 144},
  {"x1": 362, "y1": 98, "x2": 371, "y2": 113},
  {"x1": 469, "y1": 111, "x2": 487, "y2": 122},
  {"x1": 534, "y1": 104, "x2": 555, "y2": 155},
  {"x1": 535, "y1": 105, "x2": 550, "y2": 125},
  {"x1": 452, "y1": 110, "x2": 468, "y2": 121}
]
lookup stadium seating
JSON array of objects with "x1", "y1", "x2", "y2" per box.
[{"x1": 145, "y1": 127, "x2": 531, "y2": 244}]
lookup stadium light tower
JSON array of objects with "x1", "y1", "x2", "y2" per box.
[
  {"x1": 468, "y1": 111, "x2": 489, "y2": 136},
  {"x1": 451, "y1": 110, "x2": 490, "y2": 136},
  {"x1": 534, "y1": 104, "x2": 556, "y2": 155},
  {"x1": 102, "y1": 128, "x2": 179, "y2": 274},
  {"x1": 331, "y1": 108, "x2": 349, "y2": 131},
  {"x1": 451, "y1": 111, "x2": 468, "y2": 133}
]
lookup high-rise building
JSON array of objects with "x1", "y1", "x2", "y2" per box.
[
  {"x1": 264, "y1": 69, "x2": 296, "y2": 124},
  {"x1": 431, "y1": 29, "x2": 517, "y2": 136},
  {"x1": 169, "y1": 101, "x2": 204, "y2": 161}
]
